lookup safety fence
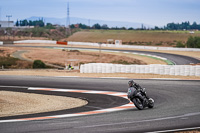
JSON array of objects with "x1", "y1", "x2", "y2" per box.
[{"x1": 80, "y1": 63, "x2": 200, "y2": 76}]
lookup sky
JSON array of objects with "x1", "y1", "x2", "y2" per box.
[{"x1": 0, "y1": 0, "x2": 200, "y2": 27}]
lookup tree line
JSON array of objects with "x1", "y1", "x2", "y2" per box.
[
  {"x1": 16, "y1": 19, "x2": 200, "y2": 30},
  {"x1": 70, "y1": 21, "x2": 200, "y2": 30},
  {"x1": 159, "y1": 21, "x2": 200, "y2": 30},
  {"x1": 15, "y1": 18, "x2": 45, "y2": 27}
]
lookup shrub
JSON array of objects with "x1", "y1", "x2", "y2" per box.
[
  {"x1": 176, "y1": 41, "x2": 185, "y2": 48},
  {"x1": 155, "y1": 42, "x2": 162, "y2": 46},
  {"x1": 33, "y1": 60, "x2": 46, "y2": 69},
  {"x1": 187, "y1": 36, "x2": 200, "y2": 48}
]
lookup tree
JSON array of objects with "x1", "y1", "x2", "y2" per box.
[
  {"x1": 154, "y1": 26, "x2": 160, "y2": 30},
  {"x1": 21, "y1": 19, "x2": 29, "y2": 26},
  {"x1": 29, "y1": 20, "x2": 33, "y2": 26},
  {"x1": 93, "y1": 23, "x2": 101, "y2": 29},
  {"x1": 16, "y1": 20, "x2": 19, "y2": 26},
  {"x1": 128, "y1": 27, "x2": 134, "y2": 30},
  {"x1": 79, "y1": 23, "x2": 88, "y2": 29},
  {"x1": 45, "y1": 23, "x2": 55, "y2": 29},
  {"x1": 191, "y1": 22, "x2": 198, "y2": 29},
  {"x1": 70, "y1": 24, "x2": 75, "y2": 29}
]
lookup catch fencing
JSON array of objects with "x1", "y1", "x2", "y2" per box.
[{"x1": 80, "y1": 63, "x2": 200, "y2": 76}]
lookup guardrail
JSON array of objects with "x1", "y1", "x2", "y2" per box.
[
  {"x1": 14, "y1": 40, "x2": 57, "y2": 44},
  {"x1": 80, "y1": 63, "x2": 200, "y2": 76}
]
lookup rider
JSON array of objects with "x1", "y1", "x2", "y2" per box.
[{"x1": 128, "y1": 80, "x2": 149, "y2": 99}]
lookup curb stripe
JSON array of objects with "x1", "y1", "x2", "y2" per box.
[
  {"x1": 18, "y1": 116, "x2": 57, "y2": 121},
  {"x1": 0, "y1": 87, "x2": 135, "y2": 123}
]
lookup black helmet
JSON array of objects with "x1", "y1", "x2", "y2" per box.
[{"x1": 128, "y1": 80, "x2": 135, "y2": 87}]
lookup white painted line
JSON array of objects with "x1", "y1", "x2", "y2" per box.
[
  {"x1": 0, "y1": 85, "x2": 28, "y2": 88},
  {"x1": 146, "y1": 127, "x2": 200, "y2": 133},
  {"x1": 100, "y1": 77, "x2": 127, "y2": 79},
  {"x1": 150, "y1": 78, "x2": 181, "y2": 80},
  {"x1": 56, "y1": 76, "x2": 80, "y2": 78}
]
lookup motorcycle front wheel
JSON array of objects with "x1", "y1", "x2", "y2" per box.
[
  {"x1": 132, "y1": 98, "x2": 144, "y2": 110},
  {"x1": 148, "y1": 98, "x2": 154, "y2": 108}
]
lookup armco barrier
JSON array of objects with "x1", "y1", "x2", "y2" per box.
[
  {"x1": 14, "y1": 40, "x2": 57, "y2": 44},
  {"x1": 80, "y1": 63, "x2": 200, "y2": 76},
  {"x1": 68, "y1": 41, "x2": 200, "y2": 52}
]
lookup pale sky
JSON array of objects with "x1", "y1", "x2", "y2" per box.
[{"x1": 0, "y1": 0, "x2": 200, "y2": 26}]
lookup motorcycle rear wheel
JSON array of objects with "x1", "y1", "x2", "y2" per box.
[{"x1": 132, "y1": 98, "x2": 144, "y2": 110}]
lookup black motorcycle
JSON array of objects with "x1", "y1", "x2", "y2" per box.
[{"x1": 127, "y1": 87, "x2": 154, "y2": 110}]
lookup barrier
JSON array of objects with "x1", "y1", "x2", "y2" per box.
[
  {"x1": 0, "y1": 41, "x2": 3, "y2": 45},
  {"x1": 80, "y1": 63, "x2": 200, "y2": 76},
  {"x1": 11, "y1": 40, "x2": 200, "y2": 51},
  {"x1": 14, "y1": 40, "x2": 57, "y2": 44},
  {"x1": 57, "y1": 41, "x2": 67, "y2": 45},
  {"x1": 68, "y1": 41, "x2": 200, "y2": 52}
]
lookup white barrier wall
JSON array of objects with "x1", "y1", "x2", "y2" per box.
[
  {"x1": 68, "y1": 41, "x2": 200, "y2": 52},
  {"x1": 80, "y1": 63, "x2": 200, "y2": 76},
  {"x1": 14, "y1": 40, "x2": 57, "y2": 44},
  {"x1": 0, "y1": 42, "x2": 3, "y2": 45},
  {"x1": 11, "y1": 40, "x2": 200, "y2": 52}
]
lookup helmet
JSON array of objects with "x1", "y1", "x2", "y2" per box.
[{"x1": 128, "y1": 80, "x2": 135, "y2": 87}]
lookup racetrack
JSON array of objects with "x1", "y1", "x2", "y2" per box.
[
  {"x1": 2, "y1": 45, "x2": 200, "y2": 65},
  {"x1": 76, "y1": 47, "x2": 200, "y2": 65},
  {"x1": 1, "y1": 44, "x2": 200, "y2": 132},
  {"x1": 0, "y1": 76, "x2": 200, "y2": 133}
]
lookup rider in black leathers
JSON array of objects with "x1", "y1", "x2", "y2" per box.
[{"x1": 128, "y1": 80, "x2": 149, "y2": 99}]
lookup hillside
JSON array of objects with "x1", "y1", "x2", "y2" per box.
[
  {"x1": 1, "y1": 28, "x2": 200, "y2": 47},
  {"x1": 66, "y1": 30, "x2": 200, "y2": 47}
]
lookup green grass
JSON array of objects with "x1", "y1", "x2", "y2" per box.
[{"x1": 134, "y1": 54, "x2": 175, "y2": 65}]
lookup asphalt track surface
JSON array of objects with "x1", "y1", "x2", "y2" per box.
[
  {"x1": 79, "y1": 47, "x2": 200, "y2": 65},
  {"x1": 2, "y1": 45, "x2": 200, "y2": 65},
  {"x1": 1, "y1": 45, "x2": 200, "y2": 132},
  {"x1": 0, "y1": 76, "x2": 200, "y2": 133}
]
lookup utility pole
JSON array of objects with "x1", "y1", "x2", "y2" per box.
[
  {"x1": 6, "y1": 15, "x2": 12, "y2": 27},
  {"x1": 66, "y1": 2, "x2": 71, "y2": 35},
  {"x1": 88, "y1": 19, "x2": 90, "y2": 28},
  {"x1": 0, "y1": 7, "x2": 1, "y2": 21}
]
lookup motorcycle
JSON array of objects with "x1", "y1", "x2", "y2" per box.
[{"x1": 127, "y1": 87, "x2": 154, "y2": 110}]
